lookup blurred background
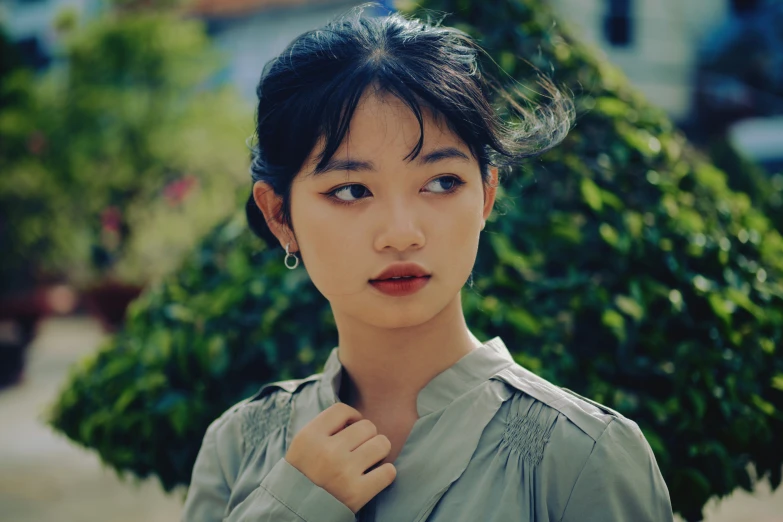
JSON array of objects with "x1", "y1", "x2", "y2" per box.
[{"x1": 1, "y1": 0, "x2": 782, "y2": 521}]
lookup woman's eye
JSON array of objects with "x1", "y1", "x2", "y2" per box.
[
  {"x1": 425, "y1": 175, "x2": 465, "y2": 193},
  {"x1": 330, "y1": 184, "x2": 371, "y2": 203}
]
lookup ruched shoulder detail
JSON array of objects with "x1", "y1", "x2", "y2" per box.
[
  {"x1": 499, "y1": 397, "x2": 556, "y2": 468},
  {"x1": 493, "y1": 365, "x2": 617, "y2": 442},
  {"x1": 238, "y1": 388, "x2": 293, "y2": 455},
  {"x1": 207, "y1": 375, "x2": 320, "y2": 465},
  {"x1": 480, "y1": 375, "x2": 628, "y2": 521},
  {"x1": 483, "y1": 369, "x2": 673, "y2": 522}
]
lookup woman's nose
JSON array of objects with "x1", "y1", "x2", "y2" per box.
[{"x1": 373, "y1": 198, "x2": 426, "y2": 252}]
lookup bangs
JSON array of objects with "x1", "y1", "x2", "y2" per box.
[
  {"x1": 311, "y1": 82, "x2": 485, "y2": 175},
  {"x1": 266, "y1": 61, "x2": 494, "y2": 181}
]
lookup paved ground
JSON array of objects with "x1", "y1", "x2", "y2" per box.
[
  {"x1": 0, "y1": 316, "x2": 183, "y2": 522},
  {"x1": 0, "y1": 316, "x2": 781, "y2": 522}
]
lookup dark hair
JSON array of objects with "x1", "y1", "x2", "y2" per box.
[{"x1": 246, "y1": 3, "x2": 574, "y2": 248}]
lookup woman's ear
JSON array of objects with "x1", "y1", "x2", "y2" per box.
[
  {"x1": 482, "y1": 167, "x2": 499, "y2": 226},
  {"x1": 252, "y1": 181, "x2": 297, "y2": 251}
]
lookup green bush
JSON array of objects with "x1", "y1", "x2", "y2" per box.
[{"x1": 48, "y1": 1, "x2": 783, "y2": 520}]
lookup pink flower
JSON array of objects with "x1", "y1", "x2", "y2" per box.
[
  {"x1": 163, "y1": 175, "x2": 199, "y2": 206},
  {"x1": 27, "y1": 131, "x2": 47, "y2": 156},
  {"x1": 101, "y1": 206, "x2": 122, "y2": 233}
]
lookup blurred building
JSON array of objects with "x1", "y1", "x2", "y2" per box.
[
  {"x1": 692, "y1": 0, "x2": 783, "y2": 133},
  {"x1": 550, "y1": 0, "x2": 783, "y2": 170},
  {"x1": 0, "y1": 0, "x2": 103, "y2": 70},
  {"x1": 550, "y1": 0, "x2": 728, "y2": 124}
]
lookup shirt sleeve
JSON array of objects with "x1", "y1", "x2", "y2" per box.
[
  {"x1": 223, "y1": 457, "x2": 357, "y2": 522},
  {"x1": 560, "y1": 417, "x2": 674, "y2": 522},
  {"x1": 181, "y1": 418, "x2": 232, "y2": 521},
  {"x1": 180, "y1": 418, "x2": 355, "y2": 522}
]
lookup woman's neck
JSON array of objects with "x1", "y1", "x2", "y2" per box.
[{"x1": 332, "y1": 294, "x2": 483, "y2": 416}]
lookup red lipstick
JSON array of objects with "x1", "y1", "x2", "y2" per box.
[{"x1": 369, "y1": 262, "x2": 431, "y2": 297}]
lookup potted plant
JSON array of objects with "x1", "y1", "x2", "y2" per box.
[{"x1": 0, "y1": 8, "x2": 251, "y2": 333}]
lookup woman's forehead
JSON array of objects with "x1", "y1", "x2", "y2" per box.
[{"x1": 303, "y1": 90, "x2": 473, "y2": 173}]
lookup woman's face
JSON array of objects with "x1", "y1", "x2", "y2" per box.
[{"x1": 256, "y1": 89, "x2": 497, "y2": 329}]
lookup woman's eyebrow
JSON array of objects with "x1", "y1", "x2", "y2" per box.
[
  {"x1": 309, "y1": 146, "x2": 471, "y2": 177},
  {"x1": 416, "y1": 146, "x2": 471, "y2": 165},
  {"x1": 311, "y1": 158, "x2": 375, "y2": 177}
]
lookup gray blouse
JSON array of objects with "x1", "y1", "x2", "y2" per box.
[{"x1": 181, "y1": 336, "x2": 674, "y2": 521}]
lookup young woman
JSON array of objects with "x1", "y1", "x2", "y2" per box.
[{"x1": 182, "y1": 5, "x2": 673, "y2": 522}]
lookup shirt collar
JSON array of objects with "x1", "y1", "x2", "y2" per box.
[{"x1": 315, "y1": 336, "x2": 516, "y2": 417}]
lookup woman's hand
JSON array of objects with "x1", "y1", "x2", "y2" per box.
[{"x1": 284, "y1": 402, "x2": 397, "y2": 514}]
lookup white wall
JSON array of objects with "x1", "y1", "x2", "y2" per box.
[{"x1": 550, "y1": 0, "x2": 728, "y2": 121}]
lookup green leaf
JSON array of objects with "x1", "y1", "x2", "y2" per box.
[
  {"x1": 751, "y1": 395, "x2": 776, "y2": 417},
  {"x1": 602, "y1": 309, "x2": 626, "y2": 342},
  {"x1": 506, "y1": 308, "x2": 542, "y2": 335},
  {"x1": 599, "y1": 223, "x2": 619, "y2": 247},
  {"x1": 581, "y1": 178, "x2": 603, "y2": 212}
]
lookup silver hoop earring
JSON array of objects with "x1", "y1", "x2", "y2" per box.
[{"x1": 284, "y1": 242, "x2": 299, "y2": 270}]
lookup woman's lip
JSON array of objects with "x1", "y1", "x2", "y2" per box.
[
  {"x1": 368, "y1": 273, "x2": 432, "y2": 282},
  {"x1": 370, "y1": 262, "x2": 430, "y2": 281},
  {"x1": 369, "y1": 276, "x2": 431, "y2": 297}
]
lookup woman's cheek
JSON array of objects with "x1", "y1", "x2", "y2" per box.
[{"x1": 300, "y1": 210, "x2": 367, "y2": 295}]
